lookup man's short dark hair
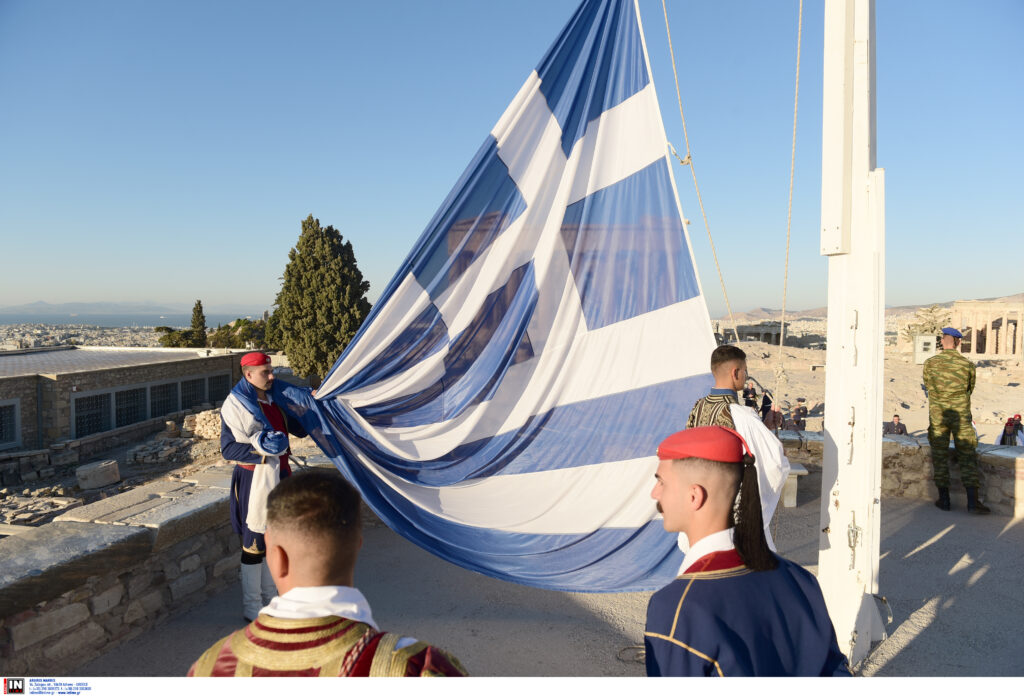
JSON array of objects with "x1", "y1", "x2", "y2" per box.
[
  {"x1": 711, "y1": 345, "x2": 747, "y2": 373},
  {"x1": 267, "y1": 469, "x2": 362, "y2": 545}
]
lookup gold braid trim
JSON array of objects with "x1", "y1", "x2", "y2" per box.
[
  {"x1": 230, "y1": 616, "x2": 373, "y2": 672},
  {"x1": 643, "y1": 631, "x2": 724, "y2": 676},
  {"x1": 369, "y1": 633, "x2": 405, "y2": 677},
  {"x1": 679, "y1": 567, "x2": 751, "y2": 580},
  {"x1": 190, "y1": 635, "x2": 232, "y2": 676}
]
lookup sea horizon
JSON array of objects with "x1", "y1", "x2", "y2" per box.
[{"x1": 0, "y1": 313, "x2": 261, "y2": 329}]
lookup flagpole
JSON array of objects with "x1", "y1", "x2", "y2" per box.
[{"x1": 817, "y1": 0, "x2": 886, "y2": 667}]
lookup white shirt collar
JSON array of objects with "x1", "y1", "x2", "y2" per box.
[
  {"x1": 260, "y1": 585, "x2": 378, "y2": 629},
  {"x1": 679, "y1": 528, "x2": 735, "y2": 574}
]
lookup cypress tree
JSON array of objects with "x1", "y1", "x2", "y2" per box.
[
  {"x1": 271, "y1": 215, "x2": 371, "y2": 380},
  {"x1": 189, "y1": 299, "x2": 208, "y2": 347}
]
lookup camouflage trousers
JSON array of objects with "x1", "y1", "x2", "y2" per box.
[{"x1": 927, "y1": 407, "x2": 979, "y2": 488}]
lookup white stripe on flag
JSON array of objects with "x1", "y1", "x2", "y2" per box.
[
  {"x1": 363, "y1": 452, "x2": 661, "y2": 534},
  {"x1": 355, "y1": 296, "x2": 712, "y2": 459},
  {"x1": 565, "y1": 83, "x2": 668, "y2": 206}
]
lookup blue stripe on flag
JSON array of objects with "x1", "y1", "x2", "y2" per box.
[
  {"x1": 328, "y1": 441, "x2": 682, "y2": 592},
  {"x1": 348, "y1": 372, "x2": 712, "y2": 485},
  {"x1": 561, "y1": 158, "x2": 700, "y2": 330},
  {"x1": 334, "y1": 302, "x2": 449, "y2": 394},
  {"x1": 409, "y1": 137, "x2": 527, "y2": 301},
  {"x1": 271, "y1": 383, "x2": 685, "y2": 592},
  {"x1": 357, "y1": 262, "x2": 538, "y2": 428},
  {"x1": 537, "y1": 0, "x2": 649, "y2": 157}
]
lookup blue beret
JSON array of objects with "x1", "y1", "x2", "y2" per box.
[{"x1": 941, "y1": 327, "x2": 962, "y2": 339}]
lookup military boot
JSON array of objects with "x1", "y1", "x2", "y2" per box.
[
  {"x1": 934, "y1": 487, "x2": 951, "y2": 511},
  {"x1": 966, "y1": 487, "x2": 990, "y2": 515}
]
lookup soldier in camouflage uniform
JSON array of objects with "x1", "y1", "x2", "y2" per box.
[{"x1": 922, "y1": 327, "x2": 989, "y2": 514}]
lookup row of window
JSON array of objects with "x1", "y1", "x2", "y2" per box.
[{"x1": 73, "y1": 373, "x2": 232, "y2": 438}]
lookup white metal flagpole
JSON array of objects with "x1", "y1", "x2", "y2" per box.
[{"x1": 818, "y1": 0, "x2": 887, "y2": 668}]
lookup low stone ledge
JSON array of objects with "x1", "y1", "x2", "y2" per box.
[
  {"x1": 53, "y1": 481, "x2": 193, "y2": 524},
  {"x1": 778, "y1": 431, "x2": 1022, "y2": 517},
  {"x1": 181, "y1": 464, "x2": 233, "y2": 489},
  {"x1": 0, "y1": 523, "x2": 152, "y2": 616},
  {"x1": 0, "y1": 475, "x2": 237, "y2": 674},
  {"x1": 122, "y1": 486, "x2": 229, "y2": 551}
]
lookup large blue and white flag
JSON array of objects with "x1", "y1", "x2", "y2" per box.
[{"x1": 283, "y1": 0, "x2": 716, "y2": 592}]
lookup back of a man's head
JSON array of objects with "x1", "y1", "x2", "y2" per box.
[
  {"x1": 710, "y1": 344, "x2": 746, "y2": 374},
  {"x1": 267, "y1": 469, "x2": 362, "y2": 585}
]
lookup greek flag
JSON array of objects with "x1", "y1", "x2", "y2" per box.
[{"x1": 286, "y1": 0, "x2": 716, "y2": 592}]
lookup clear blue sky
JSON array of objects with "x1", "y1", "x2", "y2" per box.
[{"x1": 1, "y1": 0, "x2": 1021, "y2": 318}]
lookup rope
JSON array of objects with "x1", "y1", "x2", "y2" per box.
[
  {"x1": 773, "y1": 0, "x2": 804, "y2": 399},
  {"x1": 661, "y1": 0, "x2": 737, "y2": 342}
]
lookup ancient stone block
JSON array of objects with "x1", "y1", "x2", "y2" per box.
[
  {"x1": 41, "y1": 620, "x2": 105, "y2": 662},
  {"x1": 49, "y1": 448, "x2": 79, "y2": 469},
  {"x1": 89, "y1": 585, "x2": 124, "y2": 616},
  {"x1": 123, "y1": 600, "x2": 145, "y2": 625},
  {"x1": 169, "y1": 569, "x2": 206, "y2": 602},
  {"x1": 123, "y1": 486, "x2": 230, "y2": 551},
  {"x1": 162, "y1": 560, "x2": 181, "y2": 581},
  {"x1": 8, "y1": 603, "x2": 89, "y2": 651},
  {"x1": 180, "y1": 554, "x2": 201, "y2": 573},
  {"x1": 139, "y1": 589, "x2": 164, "y2": 615},
  {"x1": 127, "y1": 571, "x2": 154, "y2": 599},
  {"x1": 213, "y1": 555, "x2": 239, "y2": 578},
  {"x1": 76, "y1": 460, "x2": 120, "y2": 490}
]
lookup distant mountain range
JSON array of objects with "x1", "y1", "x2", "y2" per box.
[
  {"x1": 0, "y1": 301, "x2": 267, "y2": 316},
  {"x1": 717, "y1": 292, "x2": 1024, "y2": 323}
]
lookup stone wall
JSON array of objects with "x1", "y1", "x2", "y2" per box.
[
  {"x1": 0, "y1": 375, "x2": 40, "y2": 451},
  {"x1": 0, "y1": 465, "x2": 239, "y2": 674},
  {"x1": 779, "y1": 431, "x2": 1023, "y2": 517},
  {"x1": 0, "y1": 410, "x2": 194, "y2": 487},
  {"x1": 42, "y1": 354, "x2": 238, "y2": 448}
]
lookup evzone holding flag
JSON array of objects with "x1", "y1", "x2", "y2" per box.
[
  {"x1": 685, "y1": 344, "x2": 791, "y2": 552},
  {"x1": 644, "y1": 426, "x2": 850, "y2": 676},
  {"x1": 220, "y1": 351, "x2": 310, "y2": 621}
]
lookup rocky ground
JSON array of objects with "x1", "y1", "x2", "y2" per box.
[
  {"x1": 0, "y1": 411, "x2": 324, "y2": 532},
  {"x1": 742, "y1": 341, "x2": 1023, "y2": 444}
]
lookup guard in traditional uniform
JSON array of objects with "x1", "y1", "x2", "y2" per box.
[
  {"x1": 644, "y1": 426, "x2": 850, "y2": 677},
  {"x1": 686, "y1": 345, "x2": 790, "y2": 552},
  {"x1": 188, "y1": 469, "x2": 467, "y2": 677},
  {"x1": 221, "y1": 352, "x2": 310, "y2": 620},
  {"x1": 922, "y1": 328, "x2": 988, "y2": 514}
]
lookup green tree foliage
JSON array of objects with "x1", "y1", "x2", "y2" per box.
[
  {"x1": 270, "y1": 215, "x2": 371, "y2": 380},
  {"x1": 209, "y1": 318, "x2": 268, "y2": 349},
  {"x1": 154, "y1": 300, "x2": 209, "y2": 347},
  {"x1": 901, "y1": 304, "x2": 952, "y2": 342},
  {"x1": 190, "y1": 300, "x2": 207, "y2": 347}
]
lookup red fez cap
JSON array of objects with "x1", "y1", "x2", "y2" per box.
[
  {"x1": 1015, "y1": 414, "x2": 1021, "y2": 420},
  {"x1": 240, "y1": 352, "x2": 271, "y2": 367},
  {"x1": 657, "y1": 426, "x2": 751, "y2": 463}
]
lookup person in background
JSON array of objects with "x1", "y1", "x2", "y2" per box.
[
  {"x1": 996, "y1": 418, "x2": 1024, "y2": 447},
  {"x1": 685, "y1": 345, "x2": 790, "y2": 553},
  {"x1": 882, "y1": 414, "x2": 908, "y2": 436},
  {"x1": 221, "y1": 352, "x2": 310, "y2": 621},
  {"x1": 791, "y1": 398, "x2": 808, "y2": 431},
  {"x1": 742, "y1": 381, "x2": 758, "y2": 409},
  {"x1": 922, "y1": 328, "x2": 988, "y2": 514}
]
